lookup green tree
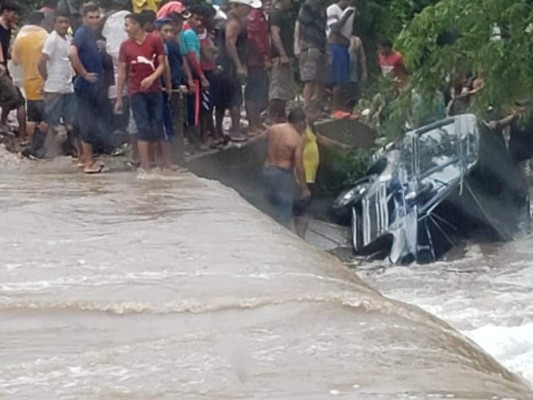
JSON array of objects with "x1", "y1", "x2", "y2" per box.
[{"x1": 397, "y1": 0, "x2": 533, "y2": 111}]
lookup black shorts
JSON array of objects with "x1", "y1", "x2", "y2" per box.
[
  {"x1": 27, "y1": 100, "x2": 45, "y2": 123},
  {"x1": 211, "y1": 70, "x2": 242, "y2": 110},
  {"x1": 293, "y1": 184, "x2": 315, "y2": 217}
]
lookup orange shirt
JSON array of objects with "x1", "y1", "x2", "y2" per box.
[{"x1": 12, "y1": 25, "x2": 48, "y2": 100}]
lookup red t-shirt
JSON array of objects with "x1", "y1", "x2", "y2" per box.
[
  {"x1": 378, "y1": 51, "x2": 405, "y2": 84},
  {"x1": 119, "y1": 33, "x2": 165, "y2": 94}
]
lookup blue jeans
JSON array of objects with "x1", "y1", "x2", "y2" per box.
[
  {"x1": 130, "y1": 92, "x2": 164, "y2": 142},
  {"x1": 263, "y1": 165, "x2": 295, "y2": 224}
]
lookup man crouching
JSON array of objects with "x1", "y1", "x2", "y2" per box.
[{"x1": 263, "y1": 108, "x2": 311, "y2": 225}]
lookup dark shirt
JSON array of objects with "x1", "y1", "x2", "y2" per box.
[
  {"x1": 270, "y1": 8, "x2": 294, "y2": 58},
  {"x1": 72, "y1": 26, "x2": 104, "y2": 91},
  {"x1": 165, "y1": 40, "x2": 183, "y2": 88},
  {"x1": 298, "y1": 0, "x2": 327, "y2": 51},
  {"x1": 214, "y1": 14, "x2": 248, "y2": 75},
  {"x1": 0, "y1": 23, "x2": 11, "y2": 65}
]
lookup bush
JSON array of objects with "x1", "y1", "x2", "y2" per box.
[{"x1": 315, "y1": 146, "x2": 375, "y2": 197}]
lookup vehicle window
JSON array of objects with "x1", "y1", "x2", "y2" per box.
[
  {"x1": 417, "y1": 123, "x2": 458, "y2": 174},
  {"x1": 399, "y1": 135, "x2": 414, "y2": 178}
]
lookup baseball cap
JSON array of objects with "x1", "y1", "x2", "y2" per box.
[
  {"x1": 228, "y1": 0, "x2": 262, "y2": 9},
  {"x1": 154, "y1": 17, "x2": 173, "y2": 29}
]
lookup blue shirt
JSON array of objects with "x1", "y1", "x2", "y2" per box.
[
  {"x1": 72, "y1": 26, "x2": 103, "y2": 91},
  {"x1": 178, "y1": 29, "x2": 200, "y2": 60},
  {"x1": 164, "y1": 40, "x2": 183, "y2": 88}
]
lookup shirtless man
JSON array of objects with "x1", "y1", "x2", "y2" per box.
[{"x1": 262, "y1": 107, "x2": 311, "y2": 225}]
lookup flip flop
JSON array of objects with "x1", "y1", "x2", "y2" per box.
[{"x1": 84, "y1": 163, "x2": 105, "y2": 174}]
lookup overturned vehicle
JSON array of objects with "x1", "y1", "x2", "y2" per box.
[{"x1": 331, "y1": 114, "x2": 530, "y2": 264}]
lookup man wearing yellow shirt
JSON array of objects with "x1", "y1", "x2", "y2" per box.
[
  {"x1": 132, "y1": 0, "x2": 162, "y2": 13},
  {"x1": 294, "y1": 99, "x2": 349, "y2": 238},
  {"x1": 12, "y1": 11, "x2": 49, "y2": 156}
]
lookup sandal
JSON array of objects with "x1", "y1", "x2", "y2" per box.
[{"x1": 83, "y1": 162, "x2": 105, "y2": 174}]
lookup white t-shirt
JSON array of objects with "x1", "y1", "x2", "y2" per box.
[
  {"x1": 326, "y1": 4, "x2": 355, "y2": 40},
  {"x1": 42, "y1": 31, "x2": 74, "y2": 94},
  {"x1": 103, "y1": 10, "x2": 129, "y2": 62},
  {"x1": 102, "y1": 10, "x2": 129, "y2": 99}
]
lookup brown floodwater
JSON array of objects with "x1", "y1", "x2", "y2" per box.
[{"x1": 0, "y1": 150, "x2": 531, "y2": 399}]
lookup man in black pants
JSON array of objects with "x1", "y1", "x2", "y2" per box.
[
  {"x1": 0, "y1": 0, "x2": 26, "y2": 137},
  {"x1": 69, "y1": 3, "x2": 114, "y2": 173}
]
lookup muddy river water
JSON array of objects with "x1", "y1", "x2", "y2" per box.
[{"x1": 0, "y1": 150, "x2": 532, "y2": 399}]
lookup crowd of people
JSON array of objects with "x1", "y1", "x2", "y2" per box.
[
  {"x1": 0, "y1": 0, "x2": 382, "y2": 235},
  {"x1": 0, "y1": 0, "x2": 377, "y2": 174},
  {"x1": 2, "y1": 0, "x2": 530, "y2": 236}
]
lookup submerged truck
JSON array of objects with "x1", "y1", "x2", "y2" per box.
[{"x1": 332, "y1": 114, "x2": 530, "y2": 264}]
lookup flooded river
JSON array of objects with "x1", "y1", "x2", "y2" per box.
[
  {"x1": 357, "y1": 239, "x2": 533, "y2": 387},
  {"x1": 0, "y1": 149, "x2": 532, "y2": 399}
]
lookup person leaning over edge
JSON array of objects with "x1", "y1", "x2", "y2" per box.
[
  {"x1": 261, "y1": 108, "x2": 311, "y2": 226},
  {"x1": 294, "y1": 99, "x2": 350, "y2": 238}
]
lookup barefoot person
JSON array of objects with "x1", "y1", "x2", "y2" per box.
[
  {"x1": 115, "y1": 12, "x2": 166, "y2": 172},
  {"x1": 262, "y1": 107, "x2": 310, "y2": 225}
]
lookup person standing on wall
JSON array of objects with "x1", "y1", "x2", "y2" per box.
[
  {"x1": 268, "y1": 0, "x2": 295, "y2": 123},
  {"x1": 325, "y1": 0, "x2": 355, "y2": 112},
  {"x1": 245, "y1": 0, "x2": 271, "y2": 133},
  {"x1": 294, "y1": 0, "x2": 327, "y2": 105}
]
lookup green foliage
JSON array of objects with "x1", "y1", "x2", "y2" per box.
[
  {"x1": 397, "y1": 0, "x2": 533, "y2": 111},
  {"x1": 316, "y1": 147, "x2": 375, "y2": 196},
  {"x1": 357, "y1": 0, "x2": 440, "y2": 40},
  {"x1": 23, "y1": 0, "x2": 44, "y2": 11}
]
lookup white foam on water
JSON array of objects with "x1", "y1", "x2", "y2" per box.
[
  {"x1": 356, "y1": 240, "x2": 533, "y2": 387},
  {"x1": 464, "y1": 323, "x2": 533, "y2": 384},
  {"x1": 0, "y1": 144, "x2": 27, "y2": 167}
]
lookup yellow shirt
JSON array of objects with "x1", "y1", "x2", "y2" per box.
[
  {"x1": 303, "y1": 124, "x2": 320, "y2": 184},
  {"x1": 132, "y1": 0, "x2": 162, "y2": 13},
  {"x1": 11, "y1": 25, "x2": 48, "y2": 101}
]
